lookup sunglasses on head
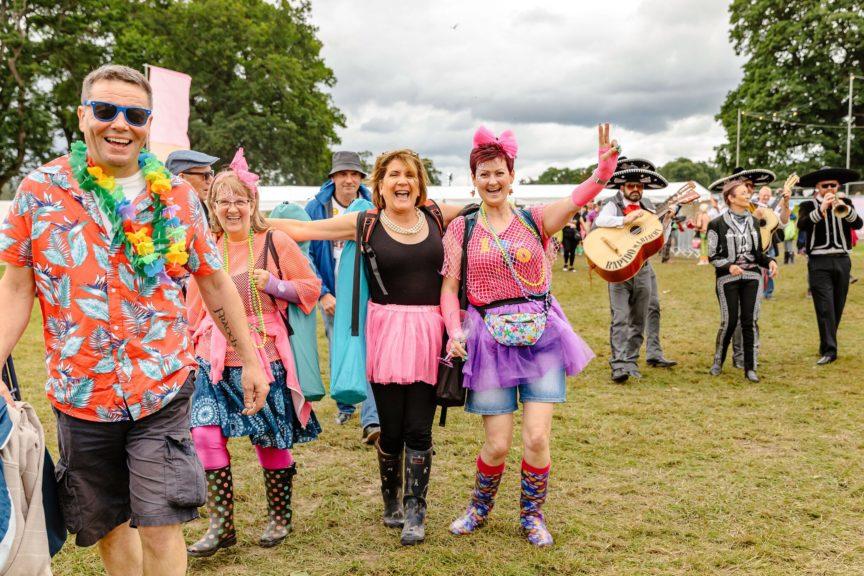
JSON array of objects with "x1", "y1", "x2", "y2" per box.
[{"x1": 83, "y1": 100, "x2": 152, "y2": 127}]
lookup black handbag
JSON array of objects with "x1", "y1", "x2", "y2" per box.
[{"x1": 434, "y1": 209, "x2": 477, "y2": 426}]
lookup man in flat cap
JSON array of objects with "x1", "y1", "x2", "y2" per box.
[
  {"x1": 796, "y1": 166, "x2": 863, "y2": 365},
  {"x1": 306, "y1": 151, "x2": 380, "y2": 443},
  {"x1": 594, "y1": 157, "x2": 678, "y2": 384},
  {"x1": 166, "y1": 149, "x2": 219, "y2": 220}
]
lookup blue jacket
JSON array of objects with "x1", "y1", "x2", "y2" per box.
[{"x1": 305, "y1": 180, "x2": 372, "y2": 297}]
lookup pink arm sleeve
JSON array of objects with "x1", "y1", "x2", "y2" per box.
[
  {"x1": 440, "y1": 291, "x2": 463, "y2": 338},
  {"x1": 570, "y1": 146, "x2": 619, "y2": 207}
]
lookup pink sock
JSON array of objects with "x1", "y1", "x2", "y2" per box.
[
  {"x1": 255, "y1": 445, "x2": 294, "y2": 470},
  {"x1": 521, "y1": 459, "x2": 551, "y2": 475},
  {"x1": 191, "y1": 425, "x2": 230, "y2": 470}
]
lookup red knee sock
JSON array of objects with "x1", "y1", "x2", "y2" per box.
[
  {"x1": 521, "y1": 459, "x2": 551, "y2": 475},
  {"x1": 477, "y1": 455, "x2": 506, "y2": 475}
]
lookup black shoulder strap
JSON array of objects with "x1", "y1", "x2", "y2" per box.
[
  {"x1": 261, "y1": 229, "x2": 293, "y2": 336},
  {"x1": 420, "y1": 200, "x2": 445, "y2": 235},
  {"x1": 517, "y1": 207, "x2": 542, "y2": 238},
  {"x1": 460, "y1": 211, "x2": 479, "y2": 309}
]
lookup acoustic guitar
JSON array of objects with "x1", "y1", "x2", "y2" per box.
[
  {"x1": 583, "y1": 182, "x2": 700, "y2": 283},
  {"x1": 751, "y1": 173, "x2": 798, "y2": 251}
]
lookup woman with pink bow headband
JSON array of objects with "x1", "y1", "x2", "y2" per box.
[
  {"x1": 440, "y1": 124, "x2": 620, "y2": 547},
  {"x1": 184, "y1": 149, "x2": 323, "y2": 556}
]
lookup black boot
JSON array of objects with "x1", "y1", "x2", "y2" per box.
[
  {"x1": 401, "y1": 447, "x2": 432, "y2": 546},
  {"x1": 187, "y1": 466, "x2": 236, "y2": 558},
  {"x1": 259, "y1": 465, "x2": 296, "y2": 547},
  {"x1": 376, "y1": 440, "x2": 404, "y2": 528}
]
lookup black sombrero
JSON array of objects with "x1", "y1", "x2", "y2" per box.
[
  {"x1": 605, "y1": 156, "x2": 667, "y2": 189},
  {"x1": 614, "y1": 156, "x2": 657, "y2": 172},
  {"x1": 708, "y1": 167, "x2": 776, "y2": 192},
  {"x1": 606, "y1": 168, "x2": 668, "y2": 190},
  {"x1": 798, "y1": 166, "x2": 860, "y2": 188}
]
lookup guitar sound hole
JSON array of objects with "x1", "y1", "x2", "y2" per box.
[{"x1": 629, "y1": 225, "x2": 643, "y2": 235}]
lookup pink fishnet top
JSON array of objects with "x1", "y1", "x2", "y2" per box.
[
  {"x1": 441, "y1": 206, "x2": 553, "y2": 306},
  {"x1": 187, "y1": 229, "x2": 321, "y2": 366}
]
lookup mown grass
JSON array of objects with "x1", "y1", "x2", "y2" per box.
[{"x1": 9, "y1": 249, "x2": 864, "y2": 575}]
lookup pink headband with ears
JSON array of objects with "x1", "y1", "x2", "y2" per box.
[
  {"x1": 228, "y1": 147, "x2": 259, "y2": 197},
  {"x1": 473, "y1": 126, "x2": 518, "y2": 159}
]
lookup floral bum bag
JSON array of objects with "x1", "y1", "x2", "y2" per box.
[{"x1": 479, "y1": 204, "x2": 550, "y2": 347}]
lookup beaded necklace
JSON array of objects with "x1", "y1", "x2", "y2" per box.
[
  {"x1": 68, "y1": 141, "x2": 189, "y2": 283},
  {"x1": 222, "y1": 229, "x2": 268, "y2": 349},
  {"x1": 479, "y1": 202, "x2": 547, "y2": 293}
]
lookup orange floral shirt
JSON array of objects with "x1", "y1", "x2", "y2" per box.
[{"x1": 0, "y1": 155, "x2": 222, "y2": 422}]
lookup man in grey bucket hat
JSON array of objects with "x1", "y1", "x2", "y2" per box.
[{"x1": 305, "y1": 151, "x2": 380, "y2": 444}]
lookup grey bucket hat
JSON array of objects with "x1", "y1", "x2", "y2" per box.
[{"x1": 329, "y1": 151, "x2": 366, "y2": 177}]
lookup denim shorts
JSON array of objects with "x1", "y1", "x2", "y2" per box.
[{"x1": 465, "y1": 368, "x2": 566, "y2": 415}]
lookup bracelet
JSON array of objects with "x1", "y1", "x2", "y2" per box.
[{"x1": 591, "y1": 173, "x2": 609, "y2": 186}]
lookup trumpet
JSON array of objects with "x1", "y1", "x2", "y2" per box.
[{"x1": 833, "y1": 192, "x2": 850, "y2": 218}]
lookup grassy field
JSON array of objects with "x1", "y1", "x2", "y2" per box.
[{"x1": 8, "y1": 249, "x2": 864, "y2": 575}]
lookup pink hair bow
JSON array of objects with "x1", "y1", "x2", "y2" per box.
[
  {"x1": 229, "y1": 147, "x2": 259, "y2": 196},
  {"x1": 473, "y1": 126, "x2": 518, "y2": 159}
]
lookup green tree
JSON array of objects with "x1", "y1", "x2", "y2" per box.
[
  {"x1": 716, "y1": 1, "x2": 864, "y2": 174},
  {"x1": 0, "y1": 0, "x2": 108, "y2": 193},
  {"x1": 521, "y1": 165, "x2": 594, "y2": 185},
  {"x1": 657, "y1": 158, "x2": 725, "y2": 188},
  {"x1": 422, "y1": 157, "x2": 442, "y2": 185},
  {"x1": 0, "y1": 0, "x2": 344, "y2": 190},
  {"x1": 112, "y1": 0, "x2": 344, "y2": 185}
]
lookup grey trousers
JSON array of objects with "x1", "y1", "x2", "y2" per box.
[{"x1": 608, "y1": 263, "x2": 664, "y2": 372}]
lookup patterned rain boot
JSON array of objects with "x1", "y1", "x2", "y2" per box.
[
  {"x1": 400, "y1": 447, "x2": 432, "y2": 546},
  {"x1": 259, "y1": 465, "x2": 296, "y2": 547},
  {"x1": 187, "y1": 466, "x2": 236, "y2": 558},
  {"x1": 519, "y1": 462, "x2": 553, "y2": 547},
  {"x1": 376, "y1": 440, "x2": 404, "y2": 528},
  {"x1": 450, "y1": 457, "x2": 505, "y2": 535}
]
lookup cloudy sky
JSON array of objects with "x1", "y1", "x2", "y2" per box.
[{"x1": 308, "y1": 0, "x2": 743, "y2": 185}]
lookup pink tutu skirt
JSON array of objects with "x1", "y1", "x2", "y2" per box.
[{"x1": 366, "y1": 302, "x2": 444, "y2": 385}]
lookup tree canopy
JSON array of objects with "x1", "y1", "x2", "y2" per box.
[
  {"x1": 716, "y1": 1, "x2": 864, "y2": 174},
  {"x1": 656, "y1": 158, "x2": 725, "y2": 188},
  {"x1": 0, "y1": 0, "x2": 344, "y2": 193}
]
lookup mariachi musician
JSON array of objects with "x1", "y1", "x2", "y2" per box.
[
  {"x1": 594, "y1": 158, "x2": 678, "y2": 384},
  {"x1": 796, "y1": 166, "x2": 862, "y2": 365},
  {"x1": 707, "y1": 179, "x2": 778, "y2": 383},
  {"x1": 708, "y1": 167, "x2": 777, "y2": 369}
]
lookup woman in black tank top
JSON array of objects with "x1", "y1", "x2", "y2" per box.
[{"x1": 268, "y1": 149, "x2": 463, "y2": 546}]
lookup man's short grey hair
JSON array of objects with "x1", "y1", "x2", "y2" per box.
[{"x1": 80, "y1": 64, "x2": 153, "y2": 107}]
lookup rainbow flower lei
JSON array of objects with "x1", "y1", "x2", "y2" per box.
[{"x1": 69, "y1": 141, "x2": 190, "y2": 283}]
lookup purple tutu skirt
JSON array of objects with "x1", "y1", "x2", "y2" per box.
[{"x1": 463, "y1": 297, "x2": 594, "y2": 392}]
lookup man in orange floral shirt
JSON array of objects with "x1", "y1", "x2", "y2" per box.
[{"x1": 0, "y1": 64, "x2": 269, "y2": 576}]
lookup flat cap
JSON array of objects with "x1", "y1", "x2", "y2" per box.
[{"x1": 165, "y1": 150, "x2": 220, "y2": 175}]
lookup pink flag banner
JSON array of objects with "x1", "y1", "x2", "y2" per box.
[{"x1": 147, "y1": 65, "x2": 191, "y2": 160}]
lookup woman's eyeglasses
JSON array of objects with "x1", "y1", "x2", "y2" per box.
[
  {"x1": 215, "y1": 199, "x2": 251, "y2": 209},
  {"x1": 83, "y1": 100, "x2": 152, "y2": 127}
]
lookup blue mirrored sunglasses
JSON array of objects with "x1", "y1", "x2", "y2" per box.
[{"x1": 83, "y1": 100, "x2": 152, "y2": 127}]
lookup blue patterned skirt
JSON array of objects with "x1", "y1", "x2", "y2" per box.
[{"x1": 191, "y1": 358, "x2": 321, "y2": 449}]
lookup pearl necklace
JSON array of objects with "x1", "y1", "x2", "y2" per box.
[{"x1": 380, "y1": 208, "x2": 425, "y2": 235}]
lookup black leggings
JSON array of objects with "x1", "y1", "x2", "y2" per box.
[
  {"x1": 715, "y1": 277, "x2": 760, "y2": 370},
  {"x1": 371, "y1": 382, "x2": 437, "y2": 454},
  {"x1": 562, "y1": 239, "x2": 578, "y2": 266}
]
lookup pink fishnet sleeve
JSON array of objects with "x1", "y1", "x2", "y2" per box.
[
  {"x1": 441, "y1": 215, "x2": 465, "y2": 280},
  {"x1": 271, "y1": 230, "x2": 322, "y2": 314}
]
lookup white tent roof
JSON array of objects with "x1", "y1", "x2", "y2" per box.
[{"x1": 257, "y1": 181, "x2": 714, "y2": 211}]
